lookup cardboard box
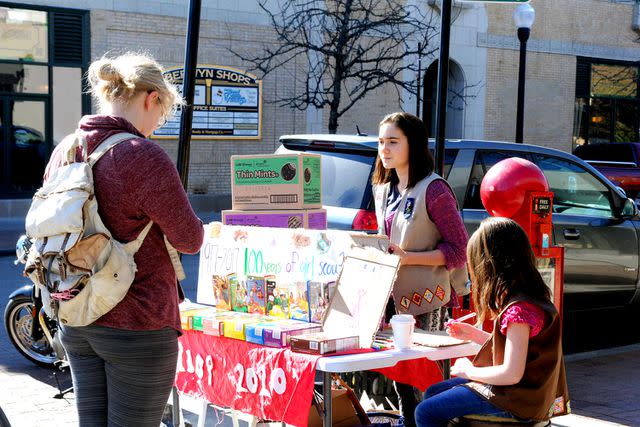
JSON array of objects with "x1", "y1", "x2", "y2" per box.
[
  {"x1": 308, "y1": 281, "x2": 337, "y2": 324},
  {"x1": 212, "y1": 273, "x2": 234, "y2": 310},
  {"x1": 290, "y1": 332, "x2": 359, "y2": 355},
  {"x1": 262, "y1": 321, "x2": 322, "y2": 348},
  {"x1": 307, "y1": 389, "x2": 366, "y2": 427},
  {"x1": 246, "y1": 276, "x2": 269, "y2": 315},
  {"x1": 179, "y1": 303, "x2": 213, "y2": 330},
  {"x1": 222, "y1": 209, "x2": 327, "y2": 230},
  {"x1": 245, "y1": 322, "x2": 276, "y2": 345},
  {"x1": 231, "y1": 153, "x2": 322, "y2": 210},
  {"x1": 266, "y1": 278, "x2": 290, "y2": 318},
  {"x1": 190, "y1": 307, "x2": 219, "y2": 331},
  {"x1": 223, "y1": 316, "x2": 262, "y2": 341},
  {"x1": 289, "y1": 281, "x2": 310, "y2": 322},
  {"x1": 230, "y1": 278, "x2": 249, "y2": 313},
  {"x1": 201, "y1": 311, "x2": 237, "y2": 336}
]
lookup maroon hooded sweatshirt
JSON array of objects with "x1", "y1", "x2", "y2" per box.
[{"x1": 44, "y1": 115, "x2": 204, "y2": 333}]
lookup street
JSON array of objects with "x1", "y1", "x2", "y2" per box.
[{"x1": 1, "y1": 253, "x2": 639, "y2": 426}]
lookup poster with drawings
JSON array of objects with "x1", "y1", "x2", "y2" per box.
[{"x1": 321, "y1": 246, "x2": 400, "y2": 348}]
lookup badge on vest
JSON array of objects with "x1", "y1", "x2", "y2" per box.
[{"x1": 403, "y1": 198, "x2": 415, "y2": 219}]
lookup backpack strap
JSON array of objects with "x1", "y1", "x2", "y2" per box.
[
  {"x1": 88, "y1": 132, "x2": 139, "y2": 167},
  {"x1": 61, "y1": 132, "x2": 89, "y2": 165},
  {"x1": 89, "y1": 132, "x2": 187, "y2": 281},
  {"x1": 124, "y1": 221, "x2": 155, "y2": 254}
]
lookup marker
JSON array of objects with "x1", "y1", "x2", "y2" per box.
[
  {"x1": 445, "y1": 312, "x2": 477, "y2": 329},
  {"x1": 451, "y1": 312, "x2": 476, "y2": 323}
]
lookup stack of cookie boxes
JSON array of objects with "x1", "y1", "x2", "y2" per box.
[{"x1": 223, "y1": 153, "x2": 327, "y2": 229}]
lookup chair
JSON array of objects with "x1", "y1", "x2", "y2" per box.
[{"x1": 448, "y1": 414, "x2": 550, "y2": 427}]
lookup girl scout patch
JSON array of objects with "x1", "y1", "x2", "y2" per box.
[{"x1": 403, "y1": 198, "x2": 415, "y2": 219}]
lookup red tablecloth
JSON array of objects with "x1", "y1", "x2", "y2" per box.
[{"x1": 176, "y1": 331, "x2": 445, "y2": 426}]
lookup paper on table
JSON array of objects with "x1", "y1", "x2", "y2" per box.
[{"x1": 412, "y1": 329, "x2": 469, "y2": 348}]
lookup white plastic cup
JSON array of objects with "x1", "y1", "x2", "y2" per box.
[{"x1": 390, "y1": 314, "x2": 416, "y2": 349}]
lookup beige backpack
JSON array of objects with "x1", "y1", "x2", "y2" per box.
[{"x1": 24, "y1": 132, "x2": 184, "y2": 326}]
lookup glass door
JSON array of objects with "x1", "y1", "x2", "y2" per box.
[{"x1": 0, "y1": 97, "x2": 50, "y2": 195}]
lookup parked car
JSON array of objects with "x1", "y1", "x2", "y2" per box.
[
  {"x1": 276, "y1": 134, "x2": 639, "y2": 313},
  {"x1": 573, "y1": 142, "x2": 640, "y2": 201}
]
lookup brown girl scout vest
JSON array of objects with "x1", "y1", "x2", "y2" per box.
[
  {"x1": 373, "y1": 173, "x2": 468, "y2": 316},
  {"x1": 465, "y1": 295, "x2": 570, "y2": 421}
]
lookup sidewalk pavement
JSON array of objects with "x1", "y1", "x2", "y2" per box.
[{"x1": 1, "y1": 343, "x2": 639, "y2": 427}]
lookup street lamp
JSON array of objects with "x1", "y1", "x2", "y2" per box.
[{"x1": 514, "y1": 3, "x2": 535, "y2": 144}]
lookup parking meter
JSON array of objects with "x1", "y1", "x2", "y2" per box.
[{"x1": 479, "y1": 157, "x2": 564, "y2": 315}]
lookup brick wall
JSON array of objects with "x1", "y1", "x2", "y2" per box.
[
  {"x1": 89, "y1": 10, "x2": 307, "y2": 197},
  {"x1": 484, "y1": 49, "x2": 575, "y2": 152}
]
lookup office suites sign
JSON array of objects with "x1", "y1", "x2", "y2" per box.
[{"x1": 154, "y1": 65, "x2": 262, "y2": 139}]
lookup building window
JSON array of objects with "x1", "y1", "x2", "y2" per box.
[
  {"x1": 573, "y1": 57, "x2": 640, "y2": 149},
  {"x1": 0, "y1": 7, "x2": 48, "y2": 62},
  {"x1": 0, "y1": 4, "x2": 89, "y2": 197}
]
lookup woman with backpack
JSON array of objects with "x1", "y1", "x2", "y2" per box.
[{"x1": 42, "y1": 52, "x2": 204, "y2": 427}]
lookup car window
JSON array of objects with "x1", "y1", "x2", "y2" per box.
[
  {"x1": 532, "y1": 154, "x2": 613, "y2": 218},
  {"x1": 428, "y1": 149, "x2": 457, "y2": 180},
  {"x1": 464, "y1": 150, "x2": 527, "y2": 209},
  {"x1": 302, "y1": 149, "x2": 375, "y2": 209}
]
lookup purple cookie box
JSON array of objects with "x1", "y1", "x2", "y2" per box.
[{"x1": 262, "y1": 323, "x2": 322, "y2": 348}]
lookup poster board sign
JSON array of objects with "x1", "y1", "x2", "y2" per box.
[
  {"x1": 153, "y1": 65, "x2": 262, "y2": 139},
  {"x1": 322, "y1": 246, "x2": 400, "y2": 348},
  {"x1": 197, "y1": 224, "x2": 390, "y2": 306}
]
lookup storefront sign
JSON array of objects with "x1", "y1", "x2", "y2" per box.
[
  {"x1": 154, "y1": 65, "x2": 262, "y2": 139},
  {"x1": 175, "y1": 330, "x2": 318, "y2": 426}
]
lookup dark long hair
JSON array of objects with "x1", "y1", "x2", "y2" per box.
[
  {"x1": 467, "y1": 217, "x2": 551, "y2": 323},
  {"x1": 371, "y1": 112, "x2": 434, "y2": 189}
]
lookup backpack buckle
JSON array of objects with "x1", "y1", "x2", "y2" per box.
[
  {"x1": 33, "y1": 258, "x2": 46, "y2": 286},
  {"x1": 57, "y1": 252, "x2": 67, "y2": 282}
]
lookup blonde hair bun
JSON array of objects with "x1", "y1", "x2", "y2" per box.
[{"x1": 87, "y1": 52, "x2": 183, "y2": 122}]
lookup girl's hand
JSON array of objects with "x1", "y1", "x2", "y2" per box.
[
  {"x1": 446, "y1": 321, "x2": 478, "y2": 341},
  {"x1": 388, "y1": 244, "x2": 407, "y2": 263},
  {"x1": 451, "y1": 357, "x2": 473, "y2": 379}
]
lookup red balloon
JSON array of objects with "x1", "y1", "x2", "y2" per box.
[{"x1": 480, "y1": 157, "x2": 548, "y2": 218}]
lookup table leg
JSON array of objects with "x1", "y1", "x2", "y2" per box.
[
  {"x1": 442, "y1": 359, "x2": 451, "y2": 380},
  {"x1": 322, "y1": 371, "x2": 332, "y2": 427},
  {"x1": 171, "y1": 386, "x2": 183, "y2": 427}
]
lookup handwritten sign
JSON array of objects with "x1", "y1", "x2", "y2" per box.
[
  {"x1": 175, "y1": 330, "x2": 318, "y2": 426},
  {"x1": 322, "y1": 247, "x2": 400, "y2": 347},
  {"x1": 197, "y1": 224, "x2": 389, "y2": 306}
]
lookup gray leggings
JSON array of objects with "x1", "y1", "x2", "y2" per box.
[{"x1": 59, "y1": 324, "x2": 179, "y2": 427}]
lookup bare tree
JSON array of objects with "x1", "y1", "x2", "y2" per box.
[{"x1": 232, "y1": 0, "x2": 439, "y2": 133}]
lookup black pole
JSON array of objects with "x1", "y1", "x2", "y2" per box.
[
  {"x1": 416, "y1": 42, "x2": 422, "y2": 118},
  {"x1": 434, "y1": 0, "x2": 452, "y2": 176},
  {"x1": 176, "y1": 0, "x2": 202, "y2": 189},
  {"x1": 515, "y1": 27, "x2": 530, "y2": 144}
]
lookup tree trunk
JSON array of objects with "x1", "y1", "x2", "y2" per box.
[{"x1": 328, "y1": 107, "x2": 339, "y2": 134}]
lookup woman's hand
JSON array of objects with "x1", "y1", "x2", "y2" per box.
[
  {"x1": 451, "y1": 357, "x2": 473, "y2": 379},
  {"x1": 388, "y1": 244, "x2": 408, "y2": 264}
]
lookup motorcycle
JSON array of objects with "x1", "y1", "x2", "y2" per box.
[{"x1": 4, "y1": 235, "x2": 67, "y2": 370}]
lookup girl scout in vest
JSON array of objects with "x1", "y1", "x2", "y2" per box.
[
  {"x1": 415, "y1": 217, "x2": 569, "y2": 427},
  {"x1": 372, "y1": 112, "x2": 469, "y2": 427}
]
